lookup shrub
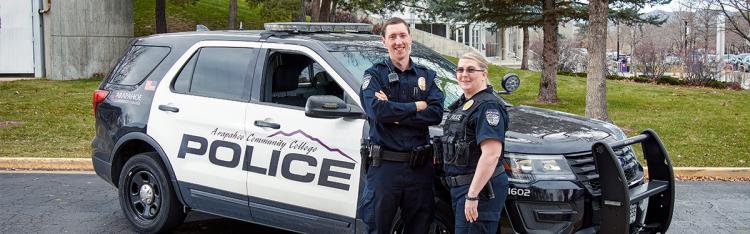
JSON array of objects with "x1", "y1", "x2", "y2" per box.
[
  {"x1": 656, "y1": 76, "x2": 684, "y2": 85},
  {"x1": 606, "y1": 74, "x2": 628, "y2": 80},
  {"x1": 704, "y1": 80, "x2": 729, "y2": 89},
  {"x1": 631, "y1": 76, "x2": 651, "y2": 83},
  {"x1": 557, "y1": 71, "x2": 588, "y2": 77}
]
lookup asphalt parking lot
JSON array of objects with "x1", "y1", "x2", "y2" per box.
[{"x1": 0, "y1": 171, "x2": 748, "y2": 233}]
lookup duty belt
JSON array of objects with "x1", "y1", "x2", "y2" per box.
[
  {"x1": 381, "y1": 150, "x2": 411, "y2": 162},
  {"x1": 443, "y1": 167, "x2": 504, "y2": 187}
]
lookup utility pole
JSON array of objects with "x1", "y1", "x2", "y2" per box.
[{"x1": 717, "y1": 14, "x2": 726, "y2": 81}]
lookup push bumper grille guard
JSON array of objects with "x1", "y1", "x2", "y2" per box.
[{"x1": 592, "y1": 129, "x2": 674, "y2": 233}]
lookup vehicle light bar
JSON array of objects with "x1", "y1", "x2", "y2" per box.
[{"x1": 264, "y1": 22, "x2": 373, "y2": 33}]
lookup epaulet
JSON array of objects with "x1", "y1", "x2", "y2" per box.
[{"x1": 414, "y1": 63, "x2": 427, "y2": 69}]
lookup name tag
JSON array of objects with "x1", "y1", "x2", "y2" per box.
[{"x1": 449, "y1": 113, "x2": 463, "y2": 122}]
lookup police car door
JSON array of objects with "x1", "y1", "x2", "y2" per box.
[
  {"x1": 245, "y1": 43, "x2": 364, "y2": 227},
  {"x1": 148, "y1": 41, "x2": 260, "y2": 217}
]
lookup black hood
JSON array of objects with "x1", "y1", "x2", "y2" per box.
[
  {"x1": 430, "y1": 105, "x2": 625, "y2": 155},
  {"x1": 504, "y1": 105, "x2": 621, "y2": 154}
]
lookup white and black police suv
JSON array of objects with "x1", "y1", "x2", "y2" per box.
[{"x1": 92, "y1": 23, "x2": 675, "y2": 233}]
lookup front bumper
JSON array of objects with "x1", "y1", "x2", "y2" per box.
[{"x1": 501, "y1": 129, "x2": 674, "y2": 234}]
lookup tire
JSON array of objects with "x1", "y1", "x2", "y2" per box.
[
  {"x1": 118, "y1": 153, "x2": 186, "y2": 233},
  {"x1": 391, "y1": 200, "x2": 454, "y2": 234}
]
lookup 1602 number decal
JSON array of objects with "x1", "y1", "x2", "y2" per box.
[{"x1": 508, "y1": 188, "x2": 531, "y2": 197}]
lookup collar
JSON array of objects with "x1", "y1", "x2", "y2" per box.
[
  {"x1": 461, "y1": 85, "x2": 495, "y2": 101},
  {"x1": 386, "y1": 57, "x2": 416, "y2": 73}
]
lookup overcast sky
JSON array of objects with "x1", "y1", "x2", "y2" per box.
[{"x1": 642, "y1": 0, "x2": 683, "y2": 12}]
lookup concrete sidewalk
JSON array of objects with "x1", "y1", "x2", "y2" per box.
[
  {"x1": 1, "y1": 157, "x2": 748, "y2": 180},
  {"x1": 0, "y1": 77, "x2": 37, "y2": 82}
]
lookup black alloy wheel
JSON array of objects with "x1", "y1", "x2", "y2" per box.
[
  {"x1": 126, "y1": 169, "x2": 161, "y2": 221},
  {"x1": 118, "y1": 153, "x2": 185, "y2": 233}
]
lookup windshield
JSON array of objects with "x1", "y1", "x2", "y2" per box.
[{"x1": 331, "y1": 49, "x2": 462, "y2": 109}]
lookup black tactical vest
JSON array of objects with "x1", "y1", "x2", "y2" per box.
[{"x1": 440, "y1": 90, "x2": 504, "y2": 168}]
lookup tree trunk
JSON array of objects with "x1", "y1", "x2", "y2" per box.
[
  {"x1": 155, "y1": 0, "x2": 167, "y2": 33},
  {"x1": 521, "y1": 26, "x2": 530, "y2": 70},
  {"x1": 229, "y1": 0, "x2": 237, "y2": 29},
  {"x1": 311, "y1": 0, "x2": 321, "y2": 22},
  {"x1": 319, "y1": 0, "x2": 332, "y2": 22},
  {"x1": 539, "y1": 0, "x2": 560, "y2": 103},
  {"x1": 330, "y1": 0, "x2": 339, "y2": 22},
  {"x1": 585, "y1": 0, "x2": 610, "y2": 121}
]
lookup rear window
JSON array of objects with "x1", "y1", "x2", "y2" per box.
[{"x1": 108, "y1": 45, "x2": 170, "y2": 85}]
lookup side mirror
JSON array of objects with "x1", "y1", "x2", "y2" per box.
[
  {"x1": 501, "y1": 73, "x2": 521, "y2": 93},
  {"x1": 305, "y1": 95, "x2": 364, "y2": 119}
]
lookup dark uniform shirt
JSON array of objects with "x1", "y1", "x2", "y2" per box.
[
  {"x1": 360, "y1": 58, "x2": 444, "y2": 152},
  {"x1": 444, "y1": 86, "x2": 508, "y2": 175}
]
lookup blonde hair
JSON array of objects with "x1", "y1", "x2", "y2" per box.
[
  {"x1": 459, "y1": 52, "x2": 491, "y2": 85},
  {"x1": 460, "y1": 52, "x2": 489, "y2": 70}
]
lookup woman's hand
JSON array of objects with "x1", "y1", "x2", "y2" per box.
[{"x1": 464, "y1": 198, "x2": 479, "y2": 222}]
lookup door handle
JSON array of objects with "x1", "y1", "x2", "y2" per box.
[
  {"x1": 158, "y1": 104, "x2": 179, "y2": 113},
  {"x1": 254, "y1": 120, "x2": 280, "y2": 129}
]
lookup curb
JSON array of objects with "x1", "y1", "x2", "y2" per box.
[
  {"x1": 645, "y1": 167, "x2": 750, "y2": 180},
  {"x1": 1, "y1": 158, "x2": 749, "y2": 179},
  {"x1": 0, "y1": 158, "x2": 93, "y2": 171}
]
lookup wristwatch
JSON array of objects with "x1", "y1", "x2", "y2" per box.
[{"x1": 466, "y1": 195, "x2": 479, "y2": 201}]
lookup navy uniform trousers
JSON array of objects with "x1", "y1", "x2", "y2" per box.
[
  {"x1": 450, "y1": 172, "x2": 509, "y2": 234},
  {"x1": 359, "y1": 160, "x2": 434, "y2": 234}
]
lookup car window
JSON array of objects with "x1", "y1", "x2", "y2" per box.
[
  {"x1": 172, "y1": 47, "x2": 257, "y2": 101},
  {"x1": 108, "y1": 45, "x2": 170, "y2": 85},
  {"x1": 330, "y1": 49, "x2": 462, "y2": 109},
  {"x1": 262, "y1": 52, "x2": 347, "y2": 108}
]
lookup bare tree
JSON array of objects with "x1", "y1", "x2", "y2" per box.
[
  {"x1": 715, "y1": 0, "x2": 750, "y2": 43},
  {"x1": 634, "y1": 41, "x2": 670, "y2": 79}
]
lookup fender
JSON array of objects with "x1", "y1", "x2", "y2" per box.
[{"x1": 111, "y1": 132, "x2": 186, "y2": 205}]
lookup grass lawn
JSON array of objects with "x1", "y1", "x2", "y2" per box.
[
  {"x1": 1, "y1": 66, "x2": 748, "y2": 166},
  {"x1": 134, "y1": 0, "x2": 266, "y2": 37},
  {"x1": 0, "y1": 79, "x2": 99, "y2": 158}
]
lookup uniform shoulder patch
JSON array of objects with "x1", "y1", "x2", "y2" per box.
[
  {"x1": 486, "y1": 109, "x2": 501, "y2": 127},
  {"x1": 362, "y1": 73, "x2": 372, "y2": 90}
]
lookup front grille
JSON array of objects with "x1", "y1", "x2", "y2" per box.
[{"x1": 565, "y1": 147, "x2": 643, "y2": 196}]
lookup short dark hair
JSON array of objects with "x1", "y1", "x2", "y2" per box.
[{"x1": 380, "y1": 17, "x2": 410, "y2": 37}]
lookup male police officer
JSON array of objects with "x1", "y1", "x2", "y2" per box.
[{"x1": 359, "y1": 17, "x2": 444, "y2": 234}]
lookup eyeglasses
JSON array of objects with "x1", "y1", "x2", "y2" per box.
[{"x1": 456, "y1": 67, "x2": 485, "y2": 74}]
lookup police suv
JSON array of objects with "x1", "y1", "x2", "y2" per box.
[{"x1": 92, "y1": 23, "x2": 675, "y2": 233}]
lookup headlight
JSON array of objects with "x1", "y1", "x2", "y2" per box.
[{"x1": 505, "y1": 153, "x2": 576, "y2": 183}]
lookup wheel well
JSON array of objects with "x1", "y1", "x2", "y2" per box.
[{"x1": 111, "y1": 140, "x2": 157, "y2": 187}]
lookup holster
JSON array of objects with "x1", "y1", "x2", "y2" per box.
[
  {"x1": 409, "y1": 144, "x2": 433, "y2": 169},
  {"x1": 370, "y1": 144, "x2": 382, "y2": 167},
  {"x1": 480, "y1": 180, "x2": 496, "y2": 200},
  {"x1": 432, "y1": 136, "x2": 444, "y2": 169},
  {"x1": 360, "y1": 139, "x2": 371, "y2": 172}
]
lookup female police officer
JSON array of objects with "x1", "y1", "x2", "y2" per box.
[{"x1": 438, "y1": 52, "x2": 509, "y2": 234}]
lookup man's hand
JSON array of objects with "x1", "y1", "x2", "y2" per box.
[
  {"x1": 375, "y1": 91, "x2": 388, "y2": 101},
  {"x1": 415, "y1": 101, "x2": 427, "y2": 111}
]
